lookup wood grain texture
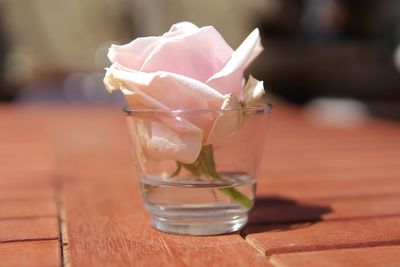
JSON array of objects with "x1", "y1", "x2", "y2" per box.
[
  {"x1": 0, "y1": 143, "x2": 55, "y2": 173},
  {"x1": 0, "y1": 105, "x2": 60, "y2": 267},
  {"x1": 260, "y1": 176, "x2": 400, "y2": 200},
  {"x1": 243, "y1": 104, "x2": 400, "y2": 258},
  {"x1": 0, "y1": 240, "x2": 60, "y2": 267},
  {"x1": 2, "y1": 103, "x2": 400, "y2": 266},
  {"x1": 249, "y1": 194, "x2": 400, "y2": 225},
  {"x1": 0, "y1": 199, "x2": 57, "y2": 219},
  {"x1": 245, "y1": 212, "x2": 400, "y2": 256},
  {"x1": 53, "y1": 107, "x2": 272, "y2": 267},
  {"x1": 270, "y1": 245, "x2": 400, "y2": 267},
  {"x1": 0, "y1": 171, "x2": 54, "y2": 188},
  {"x1": 0, "y1": 186, "x2": 55, "y2": 201},
  {"x1": 0, "y1": 217, "x2": 59, "y2": 243}
]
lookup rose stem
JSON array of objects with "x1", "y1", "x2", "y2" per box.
[{"x1": 179, "y1": 145, "x2": 253, "y2": 209}]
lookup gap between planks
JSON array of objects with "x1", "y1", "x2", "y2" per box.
[
  {"x1": 246, "y1": 238, "x2": 400, "y2": 259},
  {"x1": 0, "y1": 237, "x2": 59, "y2": 245},
  {"x1": 240, "y1": 218, "x2": 400, "y2": 258},
  {"x1": 54, "y1": 171, "x2": 71, "y2": 267}
]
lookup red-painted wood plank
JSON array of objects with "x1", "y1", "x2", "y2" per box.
[
  {"x1": 0, "y1": 217, "x2": 59, "y2": 243},
  {"x1": 249, "y1": 194, "x2": 400, "y2": 225},
  {"x1": 53, "y1": 106, "x2": 272, "y2": 267},
  {"x1": 0, "y1": 186, "x2": 55, "y2": 201},
  {"x1": 0, "y1": 171, "x2": 54, "y2": 188},
  {"x1": 270, "y1": 245, "x2": 400, "y2": 267},
  {"x1": 0, "y1": 199, "x2": 57, "y2": 219},
  {"x1": 0, "y1": 240, "x2": 61, "y2": 267},
  {"x1": 259, "y1": 176, "x2": 400, "y2": 199},
  {"x1": 244, "y1": 217, "x2": 400, "y2": 256}
]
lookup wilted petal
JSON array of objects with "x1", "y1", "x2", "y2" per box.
[
  {"x1": 206, "y1": 76, "x2": 266, "y2": 145},
  {"x1": 207, "y1": 28, "x2": 263, "y2": 96},
  {"x1": 205, "y1": 93, "x2": 243, "y2": 144},
  {"x1": 243, "y1": 75, "x2": 265, "y2": 106}
]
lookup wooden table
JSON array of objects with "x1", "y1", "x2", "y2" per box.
[{"x1": 1, "y1": 103, "x2": 400, "y2": 267}]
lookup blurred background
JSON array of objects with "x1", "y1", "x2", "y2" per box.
[{"x1": 0, "y1": 0, "x2": 399, "y2": 120}]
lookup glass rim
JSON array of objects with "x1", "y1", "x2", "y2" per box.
[{"x1": 123, "y1": 103, "x2": 272, "y2": 115}]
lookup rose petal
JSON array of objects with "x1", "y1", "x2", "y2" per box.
[
  {"x1": 205, "y1": 93, "x2": 243, "y2": 144},
  {"x1": 108, "y1": 36, "x2": 162, "y2": 71},
  {"x1": 122, "y1": 87, "x2": 204, "y2": 163},
  {"x1": 122, "y1": 86, "x2": 204, "y2": 163},
  {"x1": 105, "y1": 64, "x2": 224, "y2": 141},
  {"x1": 206, "y1": 28, "x2": 263, "y2": 96},
  {"x1": 105, "y1": 66, "x2": 219, "y2": 163},
  {"x1": 106, "y1": 64, "x2": 225, "y2": 110},
  {"x1": 243, "y1": 75, "x2": 265, "y2": 106},
  {"x1": 104, "y1": 23, "x2": 266, "y2": 163},
  {"x1": 162, "y1": 21, "x2": 199, "y2": 38},
  {"x1": 120, "y1": 88, "x2": 202, "y2": 133},
  {"x1": 206, "y1": 76, "x2": 266, "y2": 144},
  {"x1": 135, "y1": 117, "x2": 202, "y2": 163},
  {"x1": 141, "y1": 26, "x2": 233, "y2": 83}
]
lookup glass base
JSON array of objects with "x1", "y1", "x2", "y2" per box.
[{"x1": 151, "y1": 213, "x2": 248, "y2": 236}]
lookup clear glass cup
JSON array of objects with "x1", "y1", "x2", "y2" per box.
[{"x1": 124, "y1": 104, "x2": 271, "y2": 235}]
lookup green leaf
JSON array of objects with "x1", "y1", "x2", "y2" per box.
[
  {"x1": 178, "y1": 145, "x2": 253, "y2": 208},
  {"x1": 219, "y1": 188, "x2": 253, "y2": 209}
]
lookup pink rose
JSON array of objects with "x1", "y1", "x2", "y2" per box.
[{"x1": 104, "y1": 22, "x2": 263, "y2": 163}]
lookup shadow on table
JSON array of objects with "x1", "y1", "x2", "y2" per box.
[{"x1": 242, "y1": 196, "x2": 332, "y2": 235}]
